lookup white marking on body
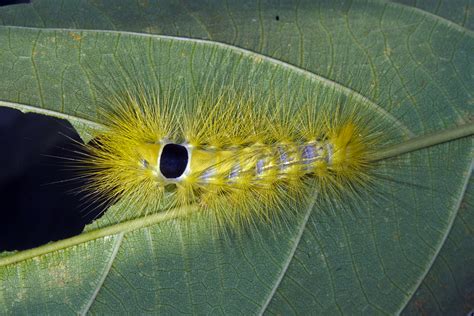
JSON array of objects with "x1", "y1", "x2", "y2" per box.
[
  {"x1": 201, "y1": 167, "x2": 216, "y2": 183},
  {"x1": 278, "y1": 147, "x2": 289, "y2": 170},
  {"x1": 229, "y1": 164, "x2": 240, "y2": 180},
  {"x1": 256, "y1": 159, "x2": 265, "y2": 176},
  {"x1": 301, "y1": 145, "x2": 316, "y2": 163},
  {"x1": 326, "y1": 143, "x2": 333, "y2": 165}
]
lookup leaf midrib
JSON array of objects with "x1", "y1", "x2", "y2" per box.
[{"x1": 0, "y1": 205, "x2": 197, "y2": 267}]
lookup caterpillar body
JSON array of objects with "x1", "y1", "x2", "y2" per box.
[{"x1": 80, "y1": 82, "x2": 382, "y2": 227}]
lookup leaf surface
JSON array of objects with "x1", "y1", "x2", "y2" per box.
[{"x1": 0, "y1": 1, "x2": 472, "y2": 314}]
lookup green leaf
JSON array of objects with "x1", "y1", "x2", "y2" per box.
[
  {"x1": 391, "y1": 0, "x2": 473, "y2": 31},
  {"x1": 0, "y1": 1, "x2": 472, "y2": 314},
  {"x1": 388, "y1": 1, "x2": 474, "y2": 314}
]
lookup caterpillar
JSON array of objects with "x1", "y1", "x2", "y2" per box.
[{"x1": 77, "y1": 70, "x2": 388, "y2": 229}]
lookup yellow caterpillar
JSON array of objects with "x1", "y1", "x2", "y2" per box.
[{"x1": 79, "y1": 81, "x2": 383, "y2": 227}]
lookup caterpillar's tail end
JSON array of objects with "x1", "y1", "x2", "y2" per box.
[{"x1": 329, "y1": 122, "x2": 372, "y2": 182}]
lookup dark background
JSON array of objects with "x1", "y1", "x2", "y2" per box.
[
  {"x1": 0, "y1": 106, "x2": 104, "y2": 251},
  {"x1": 0, "y1": 0, "x2": 27, "y2": 6},
  {"x1": 0, "y1": 0, "x2": 103, "y2": 252}
]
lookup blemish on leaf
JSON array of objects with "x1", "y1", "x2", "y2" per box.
[{"x1": 69, "y1": 32, "x2": 82, "y2": 42}]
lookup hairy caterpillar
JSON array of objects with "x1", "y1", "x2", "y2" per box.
[{"x1": 77, "y1": 66, "x2": 391, "y2": 229}]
